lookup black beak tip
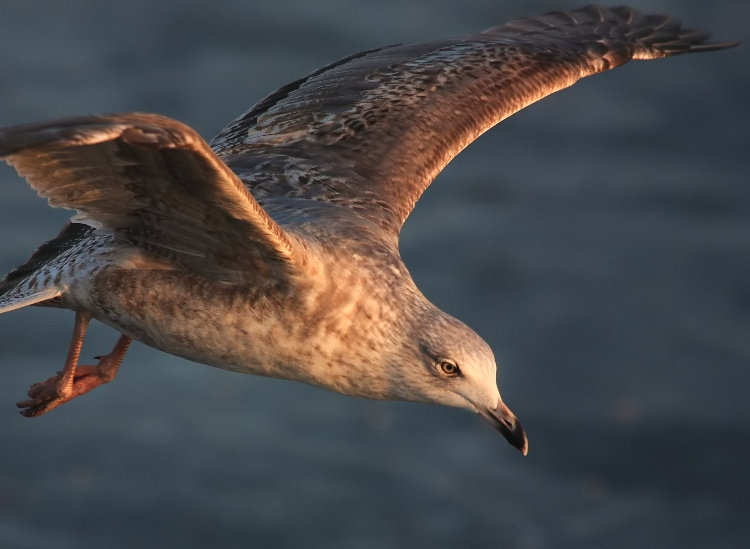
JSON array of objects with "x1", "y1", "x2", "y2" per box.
[
  {"x1": 479, "y1": 406, "x2": 529, "y2": 456},
  {"x1": 507, "y1": 420, "x2": 529, "y2": 456}
]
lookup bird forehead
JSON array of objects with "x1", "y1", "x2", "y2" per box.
[{"x1": 426, "y1": 317, "x2": 495, "y2": 368}]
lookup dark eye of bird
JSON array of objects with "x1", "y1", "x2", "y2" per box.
[{"x1": 439, "y1": 360, "x2": 460, "y2": 376}]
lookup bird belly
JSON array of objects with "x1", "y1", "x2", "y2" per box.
[{"x1": 77, "y1": 264, "x2": 402, "y2": 399}]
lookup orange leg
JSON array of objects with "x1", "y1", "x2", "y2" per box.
[{"x1": 17, "y1": 310, "x2": 132, "y2": 417}]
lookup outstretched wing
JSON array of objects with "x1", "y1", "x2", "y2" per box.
[
  {"x1": 0, "y1": 114, "x2": 296, "y2": 282},
  {"x1": 212, "y1": 5, "x2": 735, "y2": 238}
]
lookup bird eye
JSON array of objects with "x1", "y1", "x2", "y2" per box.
[{"x1": 439, "y1": 360, "x2": 460, "y2": 377}]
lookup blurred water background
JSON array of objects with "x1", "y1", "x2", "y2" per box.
[{"x1": 0, "y1": 1, "x2": 748, "y2": 547}]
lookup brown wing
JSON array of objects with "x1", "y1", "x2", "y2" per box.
[
  {"x1": 212, "y1": 5, "x2": 736, "y2": 237},
  {"x1": 0, "y1": 114, "x2": 296, "y2": 282}
]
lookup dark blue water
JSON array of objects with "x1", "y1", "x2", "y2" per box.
[{"x1": 1, "y1": 1, "x2": 748, "y2": 547}]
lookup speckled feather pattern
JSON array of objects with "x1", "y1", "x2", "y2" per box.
[
  {"x1": 212, "y1": 5, "x2": 733, "y2": 233},
  {"x1": 0, "y1": 6, "x2": 735, "y2": 435}
]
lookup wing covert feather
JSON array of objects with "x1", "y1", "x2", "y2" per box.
[
  {"x1": 0, "y1": 114, "x2": 296, "y2": 282},
  {"x1": 212, "y1": 5, "x2": 735, "y2": 236}
]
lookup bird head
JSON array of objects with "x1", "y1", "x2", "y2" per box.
[{"x1": 399, "y1": 306, "x2": 528, "y2": 455}]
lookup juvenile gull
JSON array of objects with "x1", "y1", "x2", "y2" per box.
[{"x1": 0, "y1": 6, "x2": 735, "y2": 454}]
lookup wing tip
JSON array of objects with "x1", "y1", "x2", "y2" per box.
[{"x1": 479, "y1": 5, "x2": 737, "y2": 64}]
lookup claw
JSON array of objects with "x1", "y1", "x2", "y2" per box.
[{"x1": 16, "y1": 311, "x2": 132, "y2": 417}]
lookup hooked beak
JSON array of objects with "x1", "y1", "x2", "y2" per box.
[{"x1": 478, "y1": 399, "x2": 528, "y2": 456}]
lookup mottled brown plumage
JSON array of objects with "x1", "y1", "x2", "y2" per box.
[{"x1": 0, "y1": 6, "x2": 736, "y2": 454}]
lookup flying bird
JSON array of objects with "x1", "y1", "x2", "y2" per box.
[{"x1": 0, "y1": 6, "x2": 736, "y2": 455}]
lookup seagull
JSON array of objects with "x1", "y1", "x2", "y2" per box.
[{"x1": 0, "y1": 6, "x2": 735, "y2": 455}]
